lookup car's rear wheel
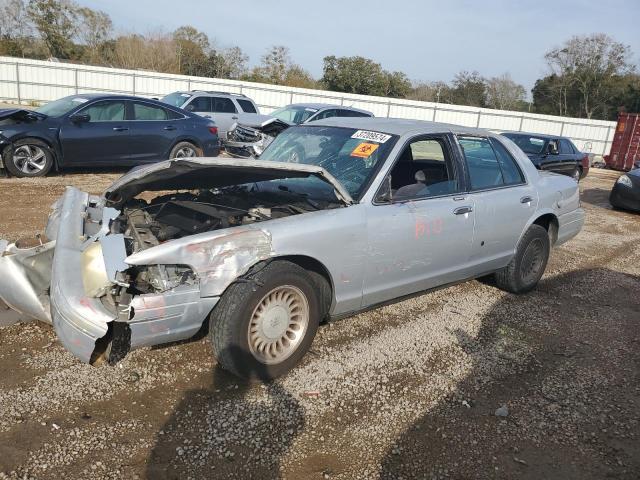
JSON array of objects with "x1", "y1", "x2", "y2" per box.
[
  {"x1": 169, "y1": 141, "x2": 200, "y2": 159},
  {"x1": 494, "y1": 224, "x2": 550, "y2": 294},
  {"x1": 3, "y1": 139, "x2": 54, "y2": 177},
  {"x1": 209, "y1": 261, "x2": 322, "y2": 380}
]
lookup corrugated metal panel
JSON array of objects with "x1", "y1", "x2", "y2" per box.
[
  {"x1": 605, "y1": 113, "x2": 640, "y2": 171},
  {"x1": 0, "y1": 55, "x2": 617, "y2": 155}
]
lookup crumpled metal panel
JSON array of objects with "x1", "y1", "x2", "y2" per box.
[
  {"x1": 50, "y1": 187, "x2": 117, "y2": 363},
  {"x1": 0, "y1": 239, "x2": 55, "y2": 323},
  {"x1": 127, "y1": 285, "x2": 218, "y2": 348},
  {"x1": 125, "y1": 228, "x2": 273, "y2": 298}
]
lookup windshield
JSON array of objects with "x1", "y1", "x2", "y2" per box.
[
  {"x1": 161, "y1": 92, "x2": 191, "y2": 108},
  {"x1": 503, "y1": 133, "x2": 546, "y2": 155},
  {"x1": 270, "y1": 106, "x2": 319, "y2": 124},
  {"x1": 259, "y1": 125, "x2": 398, "y2": 200},
  {"x1": 35, "y1": 96, "x2": 90, "y2": 117}
]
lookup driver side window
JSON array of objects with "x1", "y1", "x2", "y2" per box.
[
  {"x1": 81, "y1": 101, "x2": 126, "y2": 122},
  {"x1": 382, "y1": 137, "x2": 458, "y2": 201}
]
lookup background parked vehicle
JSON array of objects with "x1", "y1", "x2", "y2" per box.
[
  {"x1": 501, "y1": 132, "x2": 588, "y2": 181},
  {"x1": 610, "y1": 167, "x2": 640, "y2": 212},
  {"x1": 0, "y1": 94, "x2": 220, "y2": 177},
  {"x1": 223, "y1": 103, "x2": 375, "y2": 158},
  {"x1": 269, "y1": 103, "x2": 373, "y2": 124},
  {"x1": 160, "y1": 90, "x2": 272, "y2": 139}
]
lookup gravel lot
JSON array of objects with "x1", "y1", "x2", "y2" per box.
[{"x1": 0, "y1": 168, "x2": 638, "y2": 479}]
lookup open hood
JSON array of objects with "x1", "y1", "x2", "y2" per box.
[
  {"x1": 104, "y1": 157, "x2": 354, "y2": 206},
  {"x1": 0, "y1": 109, "x2": 45, "y2": 122}
]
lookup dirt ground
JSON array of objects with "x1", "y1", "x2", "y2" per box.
[{"x1": 0, "y1": 168, "x2": 638, "y2": 480}]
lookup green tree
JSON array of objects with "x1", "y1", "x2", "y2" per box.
[
  {"x1": 322, "y1": 55, "x2": 387, "y2": 96},
  {"x1": 173, "y1": 25, "x2": 209, "y2": 76},
  {"x1": 451, "y1": 71, "x2": 486, "y2": 107},
  {"x1": 76, "y1": 7, "x2": 112, "y2": 64},
  {"x1": 545, "y1": 33, "x2": 634, "y2": 118},
  {"x1": 27, "y1": 0, "x2": 78, "y2": 58}
]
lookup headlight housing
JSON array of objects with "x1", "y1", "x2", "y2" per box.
[{"x1": 616, "y1": 175, "x2": 633, "y2": 188}]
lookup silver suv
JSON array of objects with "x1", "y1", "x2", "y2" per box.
[{"x1": 161, "y1": 91, "x2": 271, "y2": 138}]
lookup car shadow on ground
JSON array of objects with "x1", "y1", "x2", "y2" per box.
[
  {"x1": 145, "y1": 345, "x2": 305, "y2": 479},
  {"x1": 378, "y1": 267, "x2": 640, "y2": 479},
  {"x1": 580, "y1": 187, "x2": 614, "y2": 209}
]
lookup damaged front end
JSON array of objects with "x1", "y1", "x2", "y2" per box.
[
  {"x1": 224, "y1": 118, "x2": 290, "y2": 158},
  {"x1": 0, "y1": 157, "x2": 350, "y2": 365}
]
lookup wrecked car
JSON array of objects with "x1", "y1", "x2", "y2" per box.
[
  {"x1": 224, "y1": 103, "x2": 374, "y2": 159},
  {"x1": 0, "y1": 118, "x2": 585, "y2": 380},
  {"x1": 0, "y1": 94, "x2": 220, "y2": 177}
]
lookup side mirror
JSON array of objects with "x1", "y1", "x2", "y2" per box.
[
  {"x1": 185, "y1": 104, "x2": 195, "y2": 112},
  {"x1": 376, "y1": 175, "x2": 393, "y2": 203},
  {"x1": 69, "y1": 113, "x2": 90, "y2": 124}
]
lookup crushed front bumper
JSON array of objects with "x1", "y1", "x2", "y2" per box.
[{"x1": 1, "y1": 186, "x2": 218, "y2": 364}]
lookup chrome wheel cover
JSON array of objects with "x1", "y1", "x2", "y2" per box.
[
  {"x1": 248, "y1": 285, "x2": 310, "y2": 365},
  {"x1": 173, "y1": 146, "x2": 196, "y2": 158},
  {"x1": 13, "y1": 145, "x2": 47, "y2": 174}
]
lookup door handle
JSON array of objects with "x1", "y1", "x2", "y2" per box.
[
  {"x1": 520, "y1": 196, "x2": 533, "y2": 204},
  {"x1": 231, "y1": 116, "x2": 238, "y2": 120},
  {"x1": 453, "y1": 206, "x2": 473, "y2": 215},
  {"x1": 163, "y1": 125, "x2": 176, "y2": 131},
  {"x1": 112, "y1": 126, "x2": 128, "y2": 132}
]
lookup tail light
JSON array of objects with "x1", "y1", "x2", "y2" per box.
[
  {"x1": 582, "y1": 154, "x2": 589, "y2": 168},
  {"x1": 208, "y1": 126, "x2": 218, "y2": 136}
]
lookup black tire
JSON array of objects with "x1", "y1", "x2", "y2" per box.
[
  {"x1": 494, "y1": 224, "x2": 550, "y2": 294},
  {"x1": 169, "y1": 141, "x2": 200, "y2": 159},
  {"x1": 210, "y1": 261, "x2": 323, "y2": 381},
  {"x1": 3, "y1": 138, "x2": 54, "y2": 177}
]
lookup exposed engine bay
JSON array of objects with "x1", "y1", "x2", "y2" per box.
[
  {"x1": 224, "y1": 118, "x2": 290, "y2": 158},
  {"x1": 110, "y1": 186, "x2": 336, "y2": 295}
]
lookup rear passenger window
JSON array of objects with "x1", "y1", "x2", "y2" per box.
[
  {"x1": 212, "y1": 97, "x2": 237, "y2": 113},
  {"x1": 340, "y1": 109, "x2": 371, "y2": 118},
  {"x1": 490, "y1": 138, "x2": 525, "y2": 185},
  {"x1": 237, "y1": 99, "x2": 257, "y2": 113},
  {"x1": 189, "y1": 97, "x2": 211, "y2": 112},
  {"x1": 559, "y1": 139, "x2": 574, "y2": 154},
  {"x1": 133, "y1": 103, "x2": 168, "y2": 121},
  {"x1": 458, "y1": 136, "x2": 504, "y2": 190}
]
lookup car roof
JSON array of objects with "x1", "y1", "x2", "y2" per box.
[
  {"x1": 288, "y1": 103, "x2": 373, "y2": 115},
  {"x1": 502, "y1": 131, "x2": 570, "y2": 141},
  {"x1": 65, "y1": 93, "x2": 169, "y2": 103},
  {"x1": 308, "y1": 116, "x2": 499, "y2": 137},
  {"x1": 173, "y1": 90, "x2": 250, "y2": 99}
]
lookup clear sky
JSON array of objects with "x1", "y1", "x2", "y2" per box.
[{"x1": 80, "y1": 0, "x2": 640, "y2": 92}]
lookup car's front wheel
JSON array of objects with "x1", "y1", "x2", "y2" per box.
[
  {"x1": 494, "y1": 224, "x2": 550, "y2": 294},
  {"x1": 210, "y1": 261, "x2": 322, "y2": 380},
  {"x1": 3, "y1": 139, "x2": 54, "y2": 177}
]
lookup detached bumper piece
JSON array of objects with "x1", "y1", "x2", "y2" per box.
[{"x1": 50, "y1": 187, "x2": 118, "y2": 363}]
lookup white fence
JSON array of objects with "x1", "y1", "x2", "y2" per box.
[{"x1": 0, "y1": 56, "x2": 616, "y2": 155}]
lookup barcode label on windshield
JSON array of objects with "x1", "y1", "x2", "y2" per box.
[{"x1": 351, "y1": 130, "x2": 392, "y2": 143}]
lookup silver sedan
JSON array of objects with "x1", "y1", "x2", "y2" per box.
[{"x1": 0, "y1": 118, "x2": 584, "y2": 379}]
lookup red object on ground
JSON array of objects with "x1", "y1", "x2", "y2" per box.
[{"x1": 605, "y1": 112, "x2": 640, "y2": 171}]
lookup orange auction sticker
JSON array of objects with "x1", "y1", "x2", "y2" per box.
[{"x1": 350, "y1": 142, "x2": 379, "y2": 158}]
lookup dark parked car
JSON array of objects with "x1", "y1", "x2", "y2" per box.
[
  {"x1": 0, "y1": 94, "x2": 220, "y2": 177},
  {"x1": 501, "y1": 132, "x2": 588, "y2": 181},
  {"x1": 610, "y1": 168, "x2": 640, "y2": 212}
]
